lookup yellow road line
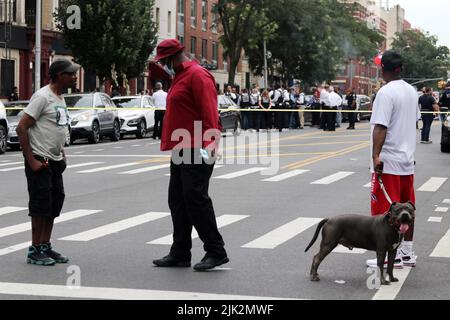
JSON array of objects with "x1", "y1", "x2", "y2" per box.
[
  {"x1": 279, "y1": 141, "x2": 369, "y2": 148},
  {"x1": 137, "y1": 158, "x2": 170, "y2": 164},
  {"x1": 282, "y1": 142, "x2": 370, "y2": 170}
]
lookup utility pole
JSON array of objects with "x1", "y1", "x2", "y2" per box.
[
  {"x1": 263, "y1": 38, "x2": 268, "y2": 89},
  {"x1": 35, "y1": 0, "x2": 42, "y2": 92}
]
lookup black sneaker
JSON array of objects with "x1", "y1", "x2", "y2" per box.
[
  {"x1": 27, "y1": 246, "x2": 55, "y2": 266},
  {"x1": 193, "y1": 256, "x2": 229, "y2": 271},
  {"x1": 153, "y1": 255, "x2": 191, "y2": 268},
  {"x1": 40, "y1": 243, "x2": 69, "y2": 263}
]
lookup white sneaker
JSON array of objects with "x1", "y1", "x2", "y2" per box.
[
  {"x1": 366, "y1": 253, "x2": 404, "y2": 269},
  {"x1": 399, "y1": 249, "x2": 417, "y2": 267}
]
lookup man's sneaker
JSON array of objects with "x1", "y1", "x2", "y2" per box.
[
  {"x1": 40, "y1": 243, "x2": 69, "y2": 263},
  {"x1": 399, "y1": 250, "x2": 417, "y2": 267},
  {"x1": 27, "y1": 246, "x2": 55, "y2": 266},
  {"x1": 366, "y1": 255, "x2": 404, "y2": 269}
]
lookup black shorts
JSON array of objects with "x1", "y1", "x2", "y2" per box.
[{"x1": 24, "y1": 155, "x2": 67, "y2": 218}]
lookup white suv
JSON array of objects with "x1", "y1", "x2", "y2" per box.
[
  {"x1": 0, "y1": 100, "x2": 9, "y2": 154},
  {"x1": 112, "y1": 96, "x2": 155, "y2": 139}
]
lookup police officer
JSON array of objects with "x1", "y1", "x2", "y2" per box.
[{"x1": 439, "y1": 81, "x2": 450, "y2": 124}]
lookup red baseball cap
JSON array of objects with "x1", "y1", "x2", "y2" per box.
[{"x1": 154, "y1": 39, "x2": 185, "y2": 62}]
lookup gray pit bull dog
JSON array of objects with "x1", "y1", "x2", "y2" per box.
[{"x1": 305, "y1": 202, "x2": 415, "y2": 285}]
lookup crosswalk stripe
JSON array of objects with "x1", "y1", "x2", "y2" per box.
[
  {"x1": 0, "y1": 160, "x2": 12, "y2": 163},
  {"x1": 59, "y1": 212, "x2": 170, "y2": 242},
  {"x1": 371, "y1": 267, "x2": 413, "y2": 300},
  {"x1": 333, "y1": 245, "x2": 367, "y2": 254},
  {"x1": 262, "y1": 170, "x2": 310, "y2": 182},
  {"x1": 435, "y1": 207, "x2": 449, "y2": 213},
  {"x1": 0, "y1": 207, "x2": 27, "y2": 217},
  {"x1": 311, "y1": 172, "x2": 355, "y2": 185},
  {"x1": 242, "y1": 217, "x2": 322, "y2": 249},
  {"x1": 0, "y1": 241, "x2": 31, "y2": 256},
  {"x1": 417, "y1": 177, "x2": 448, "y2": 192},
  {"x1": 214, "y1": 168, "x2": 266, "y2": 179},
  {"x1": 430, "y1": 228, "x2": 450, "y2": 258},
  {"x1": 0, "y1": 166, "x2": 24, "y2": 172},
  {"x1": 66, "y1": 162, "x2": 105, "y2": 169},
  {"x1": 0, "y1": 282, "x2": 297, "y2": 300},
  {"x1": 444, "y1": 199, "x2": 450, "y2": 204},
  {"x1": 77, "y1": 162, "x2": 140, "y2": 173},
  {"x1": 428, "y1": 217, "x2": 443, "y2": 223},
  {"x1": 148, "y1": 214, "x2": 249, "y2": 245},
  {"x1": 364, "y1": 182, "x2": 371, "y2": 188},
  {"x1": 118, "y1": 164, "x2": 170, "y2": 175},
  {"x1": 0, "y1": 161, "x2": 22, "y2": 167},
  {"x1": 0, "y1": 210, "x2": 102, "y2": 239}
]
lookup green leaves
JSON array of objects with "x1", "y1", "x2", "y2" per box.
[{"x1": 55, "y1": 0, "x2": 158, "y2": 83}]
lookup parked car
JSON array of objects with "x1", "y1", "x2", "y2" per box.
[
  {"x1": 64, "y1": 93, "x2": 120, "y2": 144},
  {"x1": 0, "y1": 100, "x2": 8, "y2": 154},
  {"x1": 112, "y1": 95, "x2": 155, "y2": 139},
  {"x1": 218, "y1": 95, "x2": 241, "y2": 135},
  {"x1": 3, "y1": 101, "x2": 72, "y2": 151},
  {"x1": 442, "y1": 113, "x2": 450, "y2": 153},
  {"x1": 342, "y1": 94, "x2": 372, "y2": 122}
]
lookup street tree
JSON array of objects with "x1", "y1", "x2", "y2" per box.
[
  {"x1": 392, "y1": 29, "x2": 450, "y2": 88},
  {"x1": 55, "y1": 0, "x2": 158, "y2": 87}
]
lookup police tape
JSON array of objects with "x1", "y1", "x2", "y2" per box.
[{"x1": 1, "y1": 107, "x2": 449, "y2": 115}]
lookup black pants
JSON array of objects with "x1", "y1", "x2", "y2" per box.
[
  {"x1": 348, "y1": 107, "x2": 356, "y2": 128},
  {"x1": 312, "y1": 105, "x2": 321, "y2": 127},
  {"x1": 153, "y1": 110, "x2": 165, "y2": 139},
  {"x1": 168, "y1": 149, "x2": 227, "y2": 261},
  {"x1": 321, "y1": 105, "x2": 330, "y2": 130},
  {"x1": 327, "y1": 107, "x2": 337, "y2": 131},
  {"x1": 421, "y1": 114, "x2": 434, "y2": 142}
]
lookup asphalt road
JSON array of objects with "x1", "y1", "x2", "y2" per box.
[{"x1": 0, "y1": 120, "x2": 449, "y2": 300}]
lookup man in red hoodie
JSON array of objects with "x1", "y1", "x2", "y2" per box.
[{"x1": 152, "y1": 39, "x2": 229, "y2": 271}]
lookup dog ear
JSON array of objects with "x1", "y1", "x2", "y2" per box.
[{"x1": 407, "y1": 201, "x2": 416, "y2": 210}]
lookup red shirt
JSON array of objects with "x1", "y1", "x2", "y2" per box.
[{"x1": 161, "y1": 61, "x2": 222, "y2": 151}]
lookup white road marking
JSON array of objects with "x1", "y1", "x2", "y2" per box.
[
  {"x1": 262, "y1": 170, "x2": 309, "y2": 182},
  {"x1": 59, "y1": 212, "x2": 170, "y2": 242},
  {"x1": 214, "y1": 168, "x2": 266, "y2": 180},
  {"x1": 118, "y1": 164, "x2": 170, "y2": 175},
  {"x1": 0, "y1": 160, "x2": 12, "y2": 163},
  {"x1": 0, "y1": 207, "x2": 27, "y2": 217},
  {"x1": 92, "y1": 149, "x2": 104, "y2": 152},
  {"x1": 435, "y1": 207, "x2": 449, "y2": 213},
  {"x1": 371, "y1": 267, "x2": 413, "y2": 300},
  {"x1": 112, "y1": 147, "x2": 123, "y2": 149},
  {"x1": 74, "y1": 151, "x2": 85, "y2": 154},
  {"x1": 364, "y1": 182, "x2": 372, "y2": 188},
  {"x1": 148, "y1": 215, "x2": 249, "y2": 245},
  {"x1": 311, "y1": 172, "x2": 355, "y2": 185},
  {"x1": 77, "y1": 162, "x2": 140, "y2": 173},
  {"x1": 0, "y1": 166, "x2": 24, "y2": 172},
  {"x1": 332, "y1": 245, "x2": 367, "y2": 254},
  {"x1": 0, "y1": 161, "x2": 22, "y2": 167},
  {"x1": 131, "y1": 145, "x2": 141, "y2": 147},
  {"x1": 163, "y1": 165, "x2": 224, "y2": 177},
  {"x1": 242, "y1": 217, "x2": 322, "y2": 249},
  {"x1": 417, "y1": 178, "x2": 448, "y2": 192},
  {"x1": 430, "y1": 228, "x2": 450, "y2": 258},
  {"x1": 0, "y1": 210, "x2": 102, "y2": 239},
  {"x1": 67, "y1": 155, "x2": 170, "y2": 158},
  {"x1": 428, "y1": 217, "x2": 443, "y2": 223},
  {"x1": 66, "y1": 162, "x2": 105, "y2": 169},
  {"x1": 0, "y1": 282, "x2": 297, "y2": 300},
  {"x1": 444, "y1": 199, "x2": 450, "y2": 204}
]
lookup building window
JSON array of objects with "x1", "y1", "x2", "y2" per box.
[
  {"x1": 0, "y1": 59, "x2": 15, "y2": 97},
  {"x1": 25, "y1": 0, "x2": 36, "y2": 26},
  {"x1": 212, "y1": 42, "x2": 218, "y2": 64},
  {"x1": 155, "y1": 7, "x2": 160, "y2": 31},
  {"x1": 190, "y1": 36, "x2": 197, "y2": 57},
  {"x1": 190, "y1": 0, "x2": 197, "y2": 28},
  {"x1": 211, "y1": 12, "x2": 218, "y2": 33},
  {"x1": 0, "y1": 0, "x2": 17, "y2": 23},
  {"x1": 168, "y1": 11, "x2": 172, "y2": 34},
  {"x1": 201, "y1": 0, "x2": 207, "y2": 31},
  {"x1": 178, "y1": 36, "x2": 185, "y2": 46},
  {"x1": 178, "y1": 0, "x2": 184, "y2": 23},
  {"x1": 201, "y1": 39, "x2": 207, "y2": 60}
]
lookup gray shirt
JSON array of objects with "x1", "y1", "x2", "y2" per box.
[{"x1": 24, "y1": 85, "x2": 69, "y2": 161}]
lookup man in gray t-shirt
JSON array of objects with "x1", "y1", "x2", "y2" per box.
[{"x1": 16, "y1": 59, "x2": 80, "y2": 266}]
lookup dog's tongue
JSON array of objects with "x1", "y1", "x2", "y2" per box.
[{"x1": 399, "y1": 224, "x2": 410, "y2": 234}]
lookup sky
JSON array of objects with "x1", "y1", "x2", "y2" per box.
[{"x1": 388, "y1": 0, "x2": 449, "y2": 48}]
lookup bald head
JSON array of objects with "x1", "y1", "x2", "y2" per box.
[{"x1": 155, "y1": 82, "x2": 163, "y2": 90}]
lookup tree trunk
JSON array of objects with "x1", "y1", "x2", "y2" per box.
[{"x1": 228, "y1": 59, "x2": 238, "y2": 86}]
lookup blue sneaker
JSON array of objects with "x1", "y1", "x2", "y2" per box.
[
  {"x1": 40, "y1": 243, "x2": 69, "y2": 264},
  {"x1": 27, "y1": 246, "x2": 55, "y2": 266}
]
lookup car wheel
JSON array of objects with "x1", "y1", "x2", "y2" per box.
[
  {"x1": 0, "y1": 125, "x2": 6, "y2": 154},
  {"x1": 88, "y1": 121, "x2": 100, "y2": 144},
  {"x1": 110, "y1": 120, "x2": 121, "y2": 142},
  {"x1": 136, "y1": 119, "x2": 146, "y2": 139},
  {"x1": 64, "y1": 127, "x2": 72, "y2": 147},
  {"x1": 233, "y1": 118, "x2": 242, "y2": 136}
]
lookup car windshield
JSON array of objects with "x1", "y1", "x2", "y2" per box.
[
  {"x1": 5, "y1": 102, "x2": 28, "y2": 116},
  {"x1": 64, "y1": 95, "x2": 93, "y2": 110},
  {"x1": 113, "y1": 98, "x2": 142, "y2": 109}
]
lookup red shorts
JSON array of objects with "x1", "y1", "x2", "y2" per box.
[{"x1": 370, "y1": 174, "x2": 416, "y2": 216}]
